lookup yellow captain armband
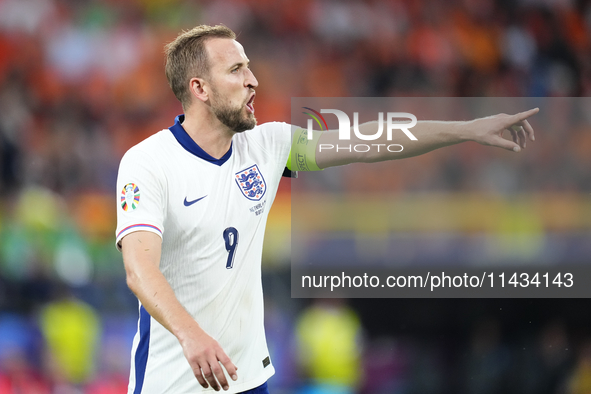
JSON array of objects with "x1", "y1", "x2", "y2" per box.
[{"x1": 286, "y1": 127, "x2": 323, "y2": 172}]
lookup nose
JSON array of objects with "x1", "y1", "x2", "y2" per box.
[{"x1": 245, "y1": 68, "x2": 258, "y2": 89}]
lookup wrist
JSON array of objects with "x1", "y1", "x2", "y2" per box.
[
  {"x1": 454, "y1": 120, "x2": 473, "y2": 142},
  {"x1": 173, "y1": 317, "x2": 203, "y2": 344}
]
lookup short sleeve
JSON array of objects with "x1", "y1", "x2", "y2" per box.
[
  {"x1": 246, "y1": 121, "x2": 292, "y2": 169},
  {"x1": 115, "y1": 148, "x2": 166, "y2": 251}
]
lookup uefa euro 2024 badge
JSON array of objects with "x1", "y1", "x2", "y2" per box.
[{"x1": 121, "y1": 183, "x2": 140, "y2": 211}]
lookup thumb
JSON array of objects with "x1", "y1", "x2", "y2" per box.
[{"x1": 490, "y1": 136, "x2": 521, "y2": 152}]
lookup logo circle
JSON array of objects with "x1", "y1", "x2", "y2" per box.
[{"x1": 121, "y1": 183, "x2": 140, "y2": 211}]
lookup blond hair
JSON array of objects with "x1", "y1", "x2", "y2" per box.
[{"x1": 164, "y1": 25, "x2": 236, "y2": 109}]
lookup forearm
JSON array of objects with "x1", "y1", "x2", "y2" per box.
[
  {"x1": 312, "y1": 108, "x2": 538, "y2": 168},
  {"x1": 316, "y1": 120, "x2": 470, "y2": 168},
  {"x1": 122, "y1": 233, "x2": 201, "y2": 343},
  {"x1": 362, "y1": 120, "x2": 469, "y2": 162},
  {"x1": 127, "y1": 265, "x2": 200, "y2": 342},
  {"x1": 121, "y1": 231, "x2": 238, "y2": 389}
]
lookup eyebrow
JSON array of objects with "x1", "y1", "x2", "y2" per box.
[{"x1": 229, "y1": 61, "x2": 250, "y2": 70}]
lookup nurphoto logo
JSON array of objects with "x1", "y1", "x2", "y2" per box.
[{"x1": 303, "y1": 107, "x2": 418, "y2": 153}]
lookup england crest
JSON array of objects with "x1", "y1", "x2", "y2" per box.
[{"x1": 235, "y1": 164, "x2": 266, "y2": 201}]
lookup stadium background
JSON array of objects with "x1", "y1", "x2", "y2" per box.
[{"x1": 0, "y1": 0, "x2": 590, "y2": 393}]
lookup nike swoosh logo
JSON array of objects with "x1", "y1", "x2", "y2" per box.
[{"x1": 184, "y1": 195, "x2": 207, "y2": 206}]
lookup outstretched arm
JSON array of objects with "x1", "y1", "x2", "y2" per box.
[
  {"x1": 314, "y1": 108, "x2": 538, "y2": 169},
  {"x1": 121, "y1": 231, "x2": 237, "y2": 391}
]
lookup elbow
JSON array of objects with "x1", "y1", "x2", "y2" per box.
[{"x1": 125, "y1": 269, "x2": 141, "y2": 295}]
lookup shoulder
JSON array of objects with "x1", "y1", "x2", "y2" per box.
[
  {"x1": 251, "y1": 121, "x2": 291, "y2": 134},
  {"x1": 121, "y1": 130, "x2": 173, "y2": 163},
  {"x1": 118, "y1": 130, "x2": 175, "y2": 182},
  {"x1": 236, "y1": 122, "x2": 291, "y2": 147}
]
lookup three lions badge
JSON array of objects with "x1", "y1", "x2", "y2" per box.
[{"x1": 235, "y1": 164, "x2": 266, "y2": 201}]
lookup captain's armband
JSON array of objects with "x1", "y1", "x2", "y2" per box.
[{"x1": 286, "y1": 128, "x2": 323, "y2": 172}]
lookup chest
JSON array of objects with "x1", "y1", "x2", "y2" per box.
[{"x1": 162, "y1": 152, "x2": 277, "y2": 238}]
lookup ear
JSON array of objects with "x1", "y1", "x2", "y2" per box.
[{"x1": 189, "y1": 77, "x2": 209, "y2": 103}]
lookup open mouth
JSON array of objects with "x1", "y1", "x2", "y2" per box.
[{"x1": 246, "y1": 94, "x2": 255, "y2": 114}]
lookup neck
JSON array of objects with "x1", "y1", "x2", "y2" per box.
[{"x1": 181, "y1": 105, "x2": 234, "y2": 160}]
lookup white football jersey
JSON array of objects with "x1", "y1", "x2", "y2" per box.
[{"x1": 115, "y1": 115, "x2": 291, "y2": 394}]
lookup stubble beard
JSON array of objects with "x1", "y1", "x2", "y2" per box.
[{"x1": 210, "y1": 88, "x2": 257, "y2": 133}]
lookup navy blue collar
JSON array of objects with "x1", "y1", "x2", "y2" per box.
[{"x1": 168, "y1": 114, "x2": 233, "y2": 166}]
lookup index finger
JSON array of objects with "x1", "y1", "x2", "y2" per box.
[{"x1": 512, "y1": 107, "x2": 539, "y2": 122}]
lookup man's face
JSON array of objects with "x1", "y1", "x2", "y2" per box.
[{"x1": 204, "y1": 38, "x2": 258, "y2": 133}]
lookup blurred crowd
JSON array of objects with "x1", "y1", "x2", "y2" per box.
[
  {"x1": 1, "y1": 0, "x2": 591, "y2": 196},
  {"x1": 1, "y1": 0, "x2": 591, "y2": 393}
]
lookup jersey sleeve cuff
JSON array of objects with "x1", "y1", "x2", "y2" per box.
[
  {"x1": 116, "y1": 223, "x2": 163, "y2": 251},
  {"x1": 282, "y1": 167, "x2": 297, "y2": 178}
]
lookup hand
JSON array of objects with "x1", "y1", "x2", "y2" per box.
[
  {"x1": 179, "y1": 326, "x2": 238, "y2": 391},
  {"x1": 468, "y1": 108, "x2": 538, "y2": 152}
]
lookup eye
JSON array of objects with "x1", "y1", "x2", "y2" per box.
[{"x1": 231, "y1": 67, "x2": 239, "y2": 73}]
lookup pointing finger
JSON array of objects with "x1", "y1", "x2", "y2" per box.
[{"x1": 512, "y1": 107, "x2": 539, "y2": 123}]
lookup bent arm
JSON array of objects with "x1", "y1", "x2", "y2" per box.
[
  {"x1": 314, "y1": 108, "x2": 538, "y2": 169},
  {"x1": 121, "y1": 231, "x2": 237, "y2": 391},
  {"x1": 122, "y1": 231, "x2": 194, "y2": 343}
]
